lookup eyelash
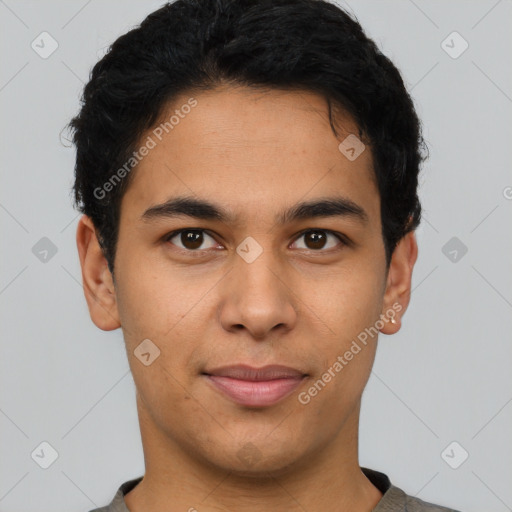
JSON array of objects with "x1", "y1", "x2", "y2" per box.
[{"x1": 163, "y1": 228, "x2": 349, "y2": 255}]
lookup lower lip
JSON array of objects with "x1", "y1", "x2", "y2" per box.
[{"x1": 205, "y1": 375, "x2": 305, "y2": 407}]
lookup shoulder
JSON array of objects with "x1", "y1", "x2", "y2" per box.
[
  {"x1": 361, "y1": 467, "x2": 463, "y2": 512},
  {"x1": 388, "y1": 485, "x2": 464, "y2": 511},
  {"x1": 87, "y1": 476, "x2": 143, "y2": 512}
]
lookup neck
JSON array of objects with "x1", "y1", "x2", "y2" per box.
[{"x1": 125, "y1": 396, "x2": 382, "y2": 512}]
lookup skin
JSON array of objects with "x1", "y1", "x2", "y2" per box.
[{"x1": 77, "y1": 86, "x2": 418, "y2": 512}]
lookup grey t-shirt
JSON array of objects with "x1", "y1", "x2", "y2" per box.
[{"x1": 88, "y1": 467, "x2": 462, "y2": 512}]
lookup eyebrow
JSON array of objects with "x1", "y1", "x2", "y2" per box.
[{"x1": 141, "y1": 195, "x2": 369, "y2": 226}]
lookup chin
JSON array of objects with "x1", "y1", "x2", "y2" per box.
[{"x1": 199, "y1": 438, "x2": 308, "y2": 479}]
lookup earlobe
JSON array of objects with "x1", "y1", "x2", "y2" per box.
[
  {"x1": 379, "y1": 230, "x2": 418, "y2": 335},
  {"x1": 76, "y1": 215, "x2": 121, "y2": 331}
]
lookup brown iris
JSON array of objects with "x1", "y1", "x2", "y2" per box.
[
  {"x1": 180, "y1": 229, "x2": 204, "y2": 249},
  {"x1": 303, "y1": 230, "x2": 328, "y2": 250}
]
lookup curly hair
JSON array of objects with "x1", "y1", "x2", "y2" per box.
[{"x1": 67, "y1": 0, "x2": 426, "y2": 274}]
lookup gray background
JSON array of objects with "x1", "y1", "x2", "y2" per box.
[{"x1": 1, "y1": 1, "x2": 511, "y2": 511}]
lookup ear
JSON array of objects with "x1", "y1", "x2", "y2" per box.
[
  {"x1": 379, "y1": 230, "x2": 418, "y2": 335},
  {"x1": 76, "y1": 215, "x2": 121, "y2": 331}
]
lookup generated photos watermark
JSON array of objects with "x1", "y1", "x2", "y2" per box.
[
  {"x1": 93, "y1": 97, "x2": 198, "y2": 200},
  {"x1": 298, "y1": 302, "x2": 402, "y2": 405}
]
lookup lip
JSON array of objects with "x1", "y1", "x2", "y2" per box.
[{"x1": 203, "y1": 365, "x2": 307, "y2": 408}]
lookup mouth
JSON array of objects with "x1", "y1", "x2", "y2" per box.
[{"x1": 202, "y1": 364, "x2": 308, "y2": 408}]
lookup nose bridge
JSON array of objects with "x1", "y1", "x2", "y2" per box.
[
  {"x1": 219, "y1": 235, "x2": 297, "y2": 336},
  {"x1": 234, "y1": 235, "x2": 285, "y2": 302}
]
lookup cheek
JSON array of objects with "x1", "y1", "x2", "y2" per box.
[
  {"x1": 303, "y1": 263, "x2": 385, "y2": 339},
  {"x1": 113, "y1": 246, "x2": 220, "y2": 384},
  {"x1": 116, "y1": 272, "x2": 208, "y2": 426},
  {"x1": 297, "y1": 263, "x2": 384, "y2": 395},
  {"x1": 298, "y1": 281, "x2": 381, "y2": 422},
  {"x1": 114, "y1": 247, "x2": 209, "y2": 342}
]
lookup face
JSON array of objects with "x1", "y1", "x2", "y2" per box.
[{"x1": 78, "y1": 85, "x2": 416, "y2": 477}]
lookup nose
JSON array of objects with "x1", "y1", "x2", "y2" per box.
[{"x1": 218, "y1": 243, "x2": 298, "y2": 340}]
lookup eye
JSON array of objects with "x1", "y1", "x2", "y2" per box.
[
  {"x1": 291, "y1": 229, "x2": 346, "y2": 251},
  {"x1": 165, "y1": 229, "x2": 220, "y2": 251}
]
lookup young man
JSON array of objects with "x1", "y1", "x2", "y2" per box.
[{"x1": 69, "y1": 0, "x2": 462, "y2": 510}]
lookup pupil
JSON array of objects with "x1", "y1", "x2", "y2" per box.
[
  {"x1": 182, "y1": 230, "x2": 203, "y2": 249},
  {"x1": 306, "y1": 231, "x2": 326, "y2": 249}
]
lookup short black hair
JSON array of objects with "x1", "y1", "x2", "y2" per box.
[{"x1": 67, "y1": 0, "x2": 425, "y2": 275}]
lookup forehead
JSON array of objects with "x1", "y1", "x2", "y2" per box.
[{"x1": 120, "y1": 86, "x2": 380, "y2": 229}]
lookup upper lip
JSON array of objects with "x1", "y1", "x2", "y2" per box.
[{"x1": 204, "y1": 365, "x2": 306, "y2": 381}]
